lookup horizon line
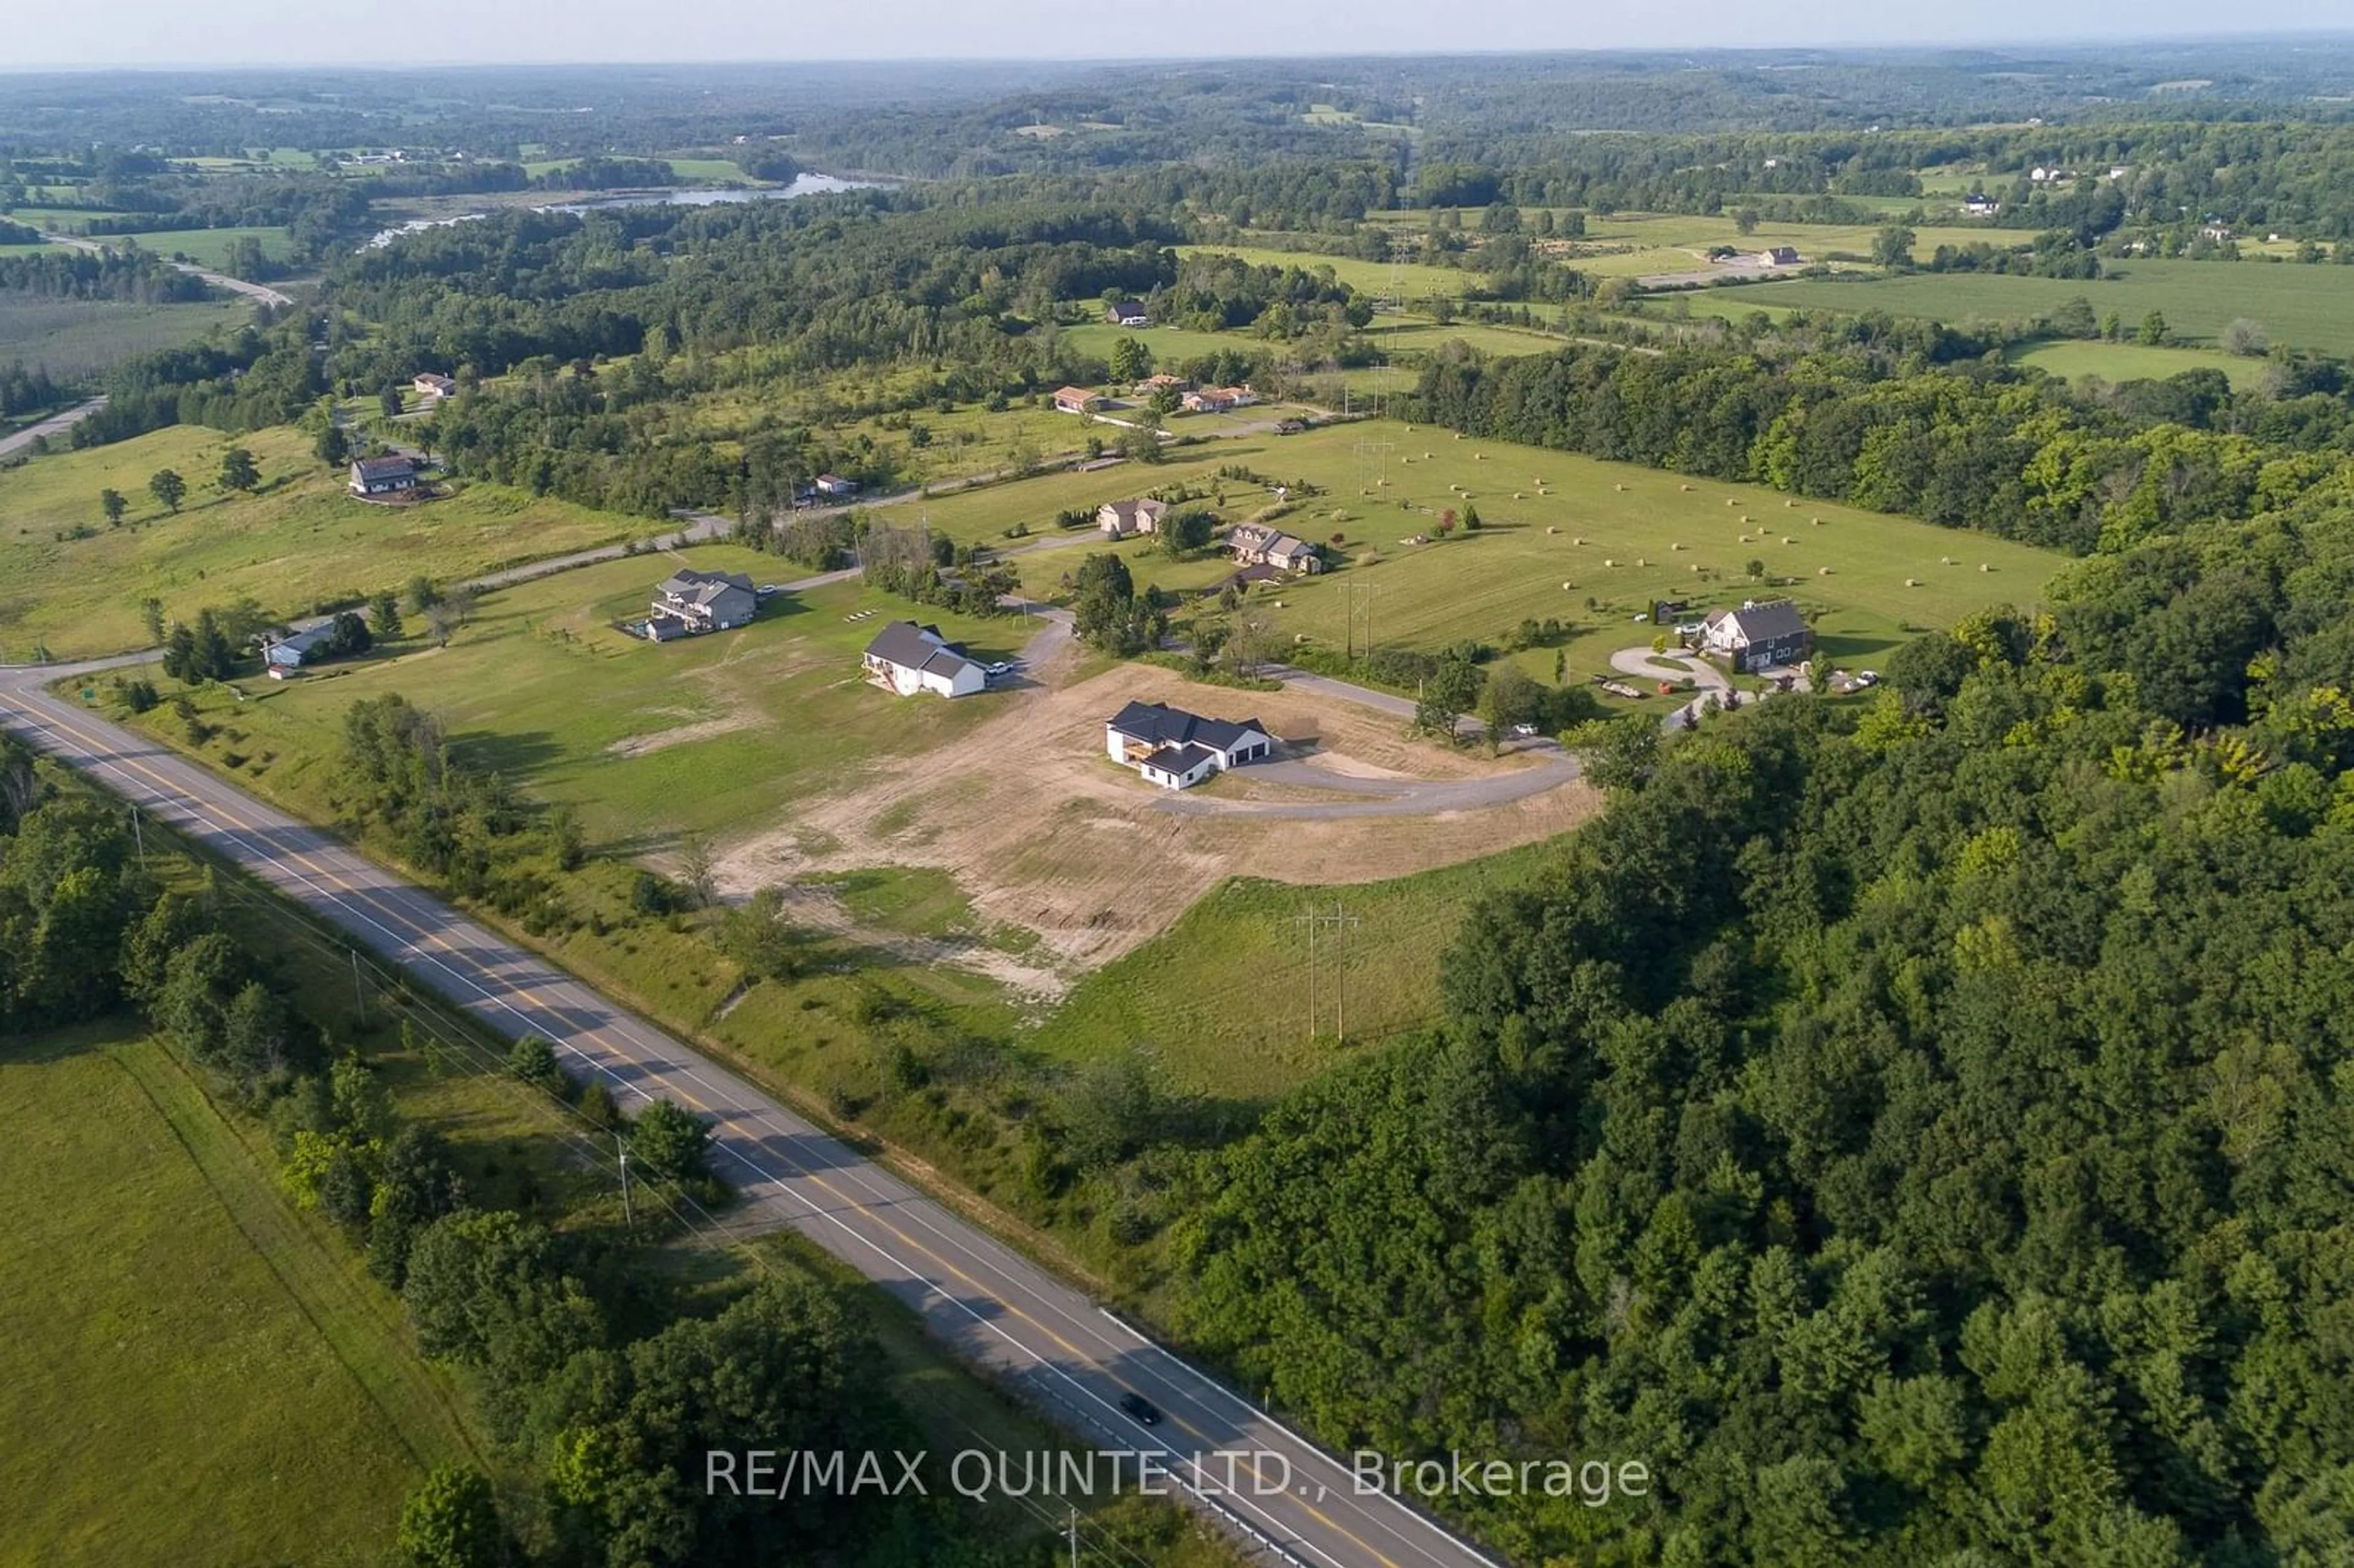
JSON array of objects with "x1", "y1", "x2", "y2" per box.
[{"x1": 7, "y1": 29, "x2": 2354, "y2": 74}]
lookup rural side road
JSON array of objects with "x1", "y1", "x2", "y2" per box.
[
  {"x1": 0, "y1": 397, "x2": 108, "y2": 462},
  {"x1": 37, "y1": 230, "x2": 297, "y2": 308},
  {"x1": 0, "y1": 664, "x2": 1506, "y2": 1568}
]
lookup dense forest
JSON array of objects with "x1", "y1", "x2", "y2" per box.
[
  {"x1": 1170, "y1": 471, "x2": 2354, "y2": 1565},
  {"x1": 0, "y1": 246, "x2": 209, "y2": 303}
]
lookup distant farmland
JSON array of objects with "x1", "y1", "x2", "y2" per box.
[
  {"x1": 1738, "y1": 259, "x2": 2354, "y2": 357},
  {"x1": 0, "y1": 294, "x2": 254, "y2": 381}
]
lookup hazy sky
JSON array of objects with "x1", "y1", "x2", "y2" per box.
[{"x1": 3, "y1": 0, "x2": 2342, "y2": 67}]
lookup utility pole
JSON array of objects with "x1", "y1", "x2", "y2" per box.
[
  {"x1": 617, "y1": 1133, "x2": 634, "y2": 1228},
  {"x1": 1343, "y1": 581, "x2": 1383, "y2": 663},
  {"x1": 1067, "y1": 1506, "x2": 1080, "y2": 1568},
  {"x1": 1325, "y1": 901, "x2": 1362, "y2": 1042},
  {"x1": 350, "y1": 949, "x2": 368, "y2": 1025},
  {"x1": 1291, "y1": 904, "x2": 1321, "y2": 1045},
  {"x1": 129, "y1": 806, "x2": 145, "y2": 868}
]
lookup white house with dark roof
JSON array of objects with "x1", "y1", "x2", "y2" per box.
[
  {"x1": 863, "y1": 620, "x2": 986, "y2": 698},
  {"x1": 1105, "y1": 701, "x2": 1273, "y2": 790},
  {"x1": 1700, "y1": 599, "x2": 1813, "y2": 673},
  {"x1": 349, "y1": 455, "x2": 418, "y2": 498},
  {"x1": 1108, "y1": 299, "x2": 1151, "y2": 328}
]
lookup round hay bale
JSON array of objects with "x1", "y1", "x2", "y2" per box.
[
  {"x1": 1781, "y1": 536, "x2": 1794, "y2": 545},
  {"x1": 1739, "y1": 534, "x2": 1751, "y2": 542},
  {"x1": 1811, "y1": 517, "x2": 1824, "y2": 525},
  {"x1": 1603, "y1": 558, "x2": 1617, "y2": 567},
  {"x1": 1293, "y1": 632, "x2": 1310, "y2": 644},
  {"x1": 1905, "y1": 577, "x2": 1919, "y2": 587},
  {"x1": 1614, "y1": 482, "x2": 1627, "y2": 492},
  {"x1": 1680, "y1": 482, "x2": 1694, "y2": 492},
  {"x1": 1574, "y1": 536, "x2": 1585, "y2": 545},
  {"x1": 1941, "y1": 555, "x2": 1953, "y2": 565},
  {"x1": 1672, "y1": 541, "x2": 1686, "y2": 550},
  {"x1": 1634, "y1": 557, "x2": 1647, "y2": 567},
  {"x1": 1818, "y1": 566, "x2": 1834, "y2": 576},
  {"x1": 1425, "y1": 451, "x2": 1434, "y2": 459},
  {"x1": 1562, "y1": 581, "x2": 1575, "y2": 590},
  {"x1": 1786, "y1": 498, "x2": 1799, "y2": 508},
  {"x1": 1690, "y1": 563, "x2": 1703, "y2": 573},
  {"x1": 1726, "y1": 498, "x2": 1739, "y2": 506},
  {"x1": 1743, "y1": 516, "x2": 1754, "y2": 524},
  {"x1": 1475, "y1": 452, "x2": 1485, "y2": 460},
  {"x1": 1514, "y1": 492, "x2": 1525, "y2": 500},
  {"x1": 1980, "y1": 562, "x2": 1994, "y2": 573}
]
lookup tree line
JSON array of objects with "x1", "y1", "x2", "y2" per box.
[{"x1": 1409, "y1": 330, "x2": 2354, "y2": 555}]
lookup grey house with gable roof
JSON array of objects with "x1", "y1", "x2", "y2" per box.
[{"x1": 1701, "y1": 599, "x2": 1812, "y2": 673}]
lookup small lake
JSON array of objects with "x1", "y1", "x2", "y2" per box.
[{"x1": 360, "y1": 172, "x2": 874, "y2": 250}]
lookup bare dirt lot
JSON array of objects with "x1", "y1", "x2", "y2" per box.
[{"x1": 711, "y1": 652, "x2": 1595, "y2": 994}]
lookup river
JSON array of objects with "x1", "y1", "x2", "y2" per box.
[{"x1": 360, "y1": 172, "x2": 874, "y2": 251}]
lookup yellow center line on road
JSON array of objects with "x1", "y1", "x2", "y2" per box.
[{"x1": 6, "y1": 690, "x2": 1425, "y2": 1568}]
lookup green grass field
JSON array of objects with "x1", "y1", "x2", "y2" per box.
[
  {"x1": 1026, "y1": 843, "x2": 1561, "y2": 1100},
  {"x1": 1175, "y1": 245, "x2": 1474, "y2": 299},
  {"x1": 1059, "y1": 318, "x2": 1274, "y2": 365},
  {"x1": 1365, "y1": 318, "x2": 1570, "y2": 357},
  {"x1": 657, "y1": 156, "x2": 753, "y2": 182},
  {"x1": 0, "y1": 294, "x2": 253, "y2": 382},
  {"x1": 0, "y1": 1025, "x2": 471, "y2": 1566},
  {"x1": 147, "y1": 551, "x2": 1024, "y2": 848},
  {"x1": 1741, "y1": 259, "x2": 2354, "y2": 357},
  {"x1": 2, "y1": 207, "x2": 135, "y2": 232},
  {"x1": 1548, "y1": 212, "x2": 1998, "y2": 279},
  {"x1": 0, "y1": 425, "x2": 681, "y2": 657},
  {"x1": 2007, "y1": 338, "x2": 2268, "y2": 389},
  {"x1": 1132, "y1": 422, "x2": 2063, "y2": 674},
  {"x1": 1354, "y1": 211, "x2": 2003, "y2": 280},
  {"x1": 121, "y1": 226, "x2": 293, "y2": 270},
  {"x1": 875, "y1": 416, "x2": 2062, "y2": 670}
]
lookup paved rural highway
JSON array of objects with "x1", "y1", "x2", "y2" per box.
[
  {"x1": 0, "y1": 397, "x2": 109, "y2": 462},
  {"x1": 37, "y1": 230, "x2": 297, "y2": 307},
  {"x1": 0, "y1": 667, "x2": 1507, "y2": 1568}
]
